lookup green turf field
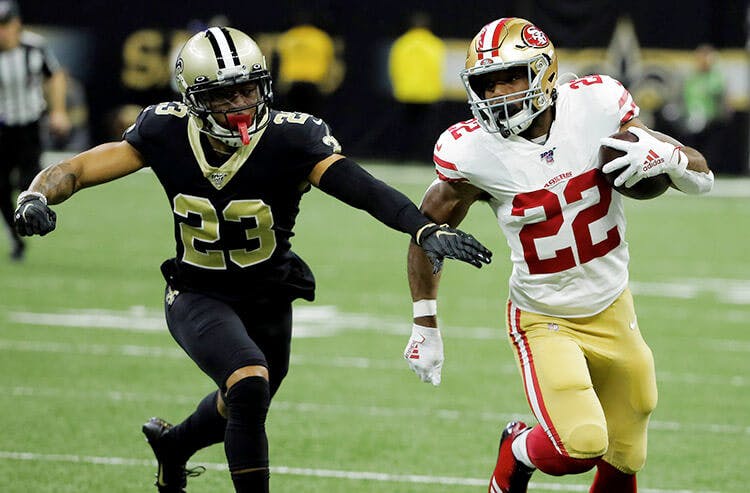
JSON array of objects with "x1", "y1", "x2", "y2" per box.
[{"x1": 0, "y1": 163, "x2": 748, "y2": 492}]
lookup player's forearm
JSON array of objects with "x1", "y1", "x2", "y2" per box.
[
  {"x1": 45, "y1": 71, "x2": 68, "y2": 114},
  {"x1": 408, "y1": 242, "x2": 440, "y2": 328},
  {"x1": 317, "y1": 158, "x2": 431, "y2": 238},
  {"x1": 669, "y1": 144, "x2": 713, "y2": 194},
  {"x1": 27, "y1": 160, "x2": 80, "y2": 205},
  {"x1": 646, "y1": 128, "x2": 711, "y2": 175},
  {"x1": 682, "y1": 146, "x2": 710, "y2": 174},
  {"x1": 639, "y1": 128, "x2": 713, "y2": 193}
]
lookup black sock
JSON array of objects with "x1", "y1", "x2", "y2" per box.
[
  {"x1": 231, "y1": 468, "x2": 270, "y2": 493},
  {"x1": 224, "y1": 376, "x2": 270, "y2": 492},
  {"x1": 167, "y1": 390, "x2": 227, "y2": 462}
]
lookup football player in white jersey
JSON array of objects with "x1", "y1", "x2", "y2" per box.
[{"x1": 402, "y1": 17, "x2": 713, "y2": 493}]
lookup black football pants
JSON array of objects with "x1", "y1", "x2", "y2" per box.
[
  {"x1": 0, "y1": 122, "x2": 41, "y2": 244},
  {"x1": 163, "y1": 288, "x2": 293, "y2": 396}
]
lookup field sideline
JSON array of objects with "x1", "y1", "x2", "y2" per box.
[{"x1": 0, "y1": 162, "x2": 748, "y2": 492}]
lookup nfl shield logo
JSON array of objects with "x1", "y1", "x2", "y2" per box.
[
  {"x1": 209, "y1": 172, "x2": 228, "y2": 188},
  {"x1": 540, "y1": 147, "x2": 556, "y2": 164}
]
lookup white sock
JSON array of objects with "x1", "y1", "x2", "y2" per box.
[{"x1": 511, "y1": 428, "x2": 536, "y2": 469}]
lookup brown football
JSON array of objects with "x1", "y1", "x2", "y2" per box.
[{"x1": 599, "y1": 130, "x2": 671, "y2": 200}]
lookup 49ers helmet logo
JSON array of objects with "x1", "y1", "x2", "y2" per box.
[{"x1": 522, "y1": 24, "x2": 549, "y2": 47}]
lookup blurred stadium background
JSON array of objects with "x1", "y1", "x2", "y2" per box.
[
  {"x1": 2, "y1": 1, "x2": 749, "y2": 492},
  {"x1": 19, "y1": 0, "x2": 750, "y2": 173}
]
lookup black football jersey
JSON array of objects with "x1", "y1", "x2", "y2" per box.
[{"x1": 125, "y1": 102, "x2": 341, "y2": 302}]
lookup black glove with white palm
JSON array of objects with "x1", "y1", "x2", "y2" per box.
[
  {"x1": 14, "y1": 191, "x2": 57, "y2": 236},
  {"x1": 415, "y1": 222, "x2": 492, "y2": 274}
]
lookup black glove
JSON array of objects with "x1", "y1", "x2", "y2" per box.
[
  {"x1": 14, "y1": 192, "x2": 57, "y2": 237},
  {"x1": 416, "y1": 223, "x2": 492, "y2": 274}
]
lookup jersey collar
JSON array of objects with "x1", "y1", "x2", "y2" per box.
[{"x1": 187, "y1": 116, "x2": 268, "y2": 190}]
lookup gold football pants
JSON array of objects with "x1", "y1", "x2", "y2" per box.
[{"x1": 505, "y1": 288, "x2": 658, "y2": 473}]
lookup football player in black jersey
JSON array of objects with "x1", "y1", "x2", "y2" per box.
[{"x1": 13, "y1": 27, "x2": 491, "y2": 493}]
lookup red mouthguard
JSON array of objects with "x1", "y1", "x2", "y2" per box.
[{"x1": 226, "y1": 114, "x2": 253, "y2": 145}]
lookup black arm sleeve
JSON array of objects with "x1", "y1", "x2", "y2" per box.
[{"x1": 317, "y1": 158, "x2": 431, "y2": 239}]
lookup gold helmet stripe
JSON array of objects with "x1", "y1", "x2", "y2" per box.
[{"x1": 205, "y1": 27, "x2": 240, "y2": 69}]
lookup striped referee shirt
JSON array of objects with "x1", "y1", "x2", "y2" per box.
[{"x1": 0, "y1": 31, "x2": 61, "y2": 126}]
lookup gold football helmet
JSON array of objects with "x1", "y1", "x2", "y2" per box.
[
  {"x1": 175, "y1": 27, "x2": 273, "y2": 146},
  {"x1": 461, "y1": 17, "x2": 558, "y2": 137}
]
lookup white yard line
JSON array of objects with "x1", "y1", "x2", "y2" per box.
[
  {"x1": 0, "y1": 336, "x2": 746, "y2": 387},
  {"x1": 3, "y1": 385, "x2": 748, "y2": 436},
  {"x1": 0, "y1": 450, "x2": 721, "y2": 493}
]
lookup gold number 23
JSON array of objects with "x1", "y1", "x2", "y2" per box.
[{"x1": 173, "y1": 194, "x2": 276, "y2": 269}]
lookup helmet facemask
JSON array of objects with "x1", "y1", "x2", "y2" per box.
[
  {"x1": 184, "y1": 68, "x2": 272, "y2": 146},
  {"x1": 461, "y1": 18, "x2": 558, "y2": 138},
  {"x1": 462, "y1": 54, "x2": 554, "y2": 137},
  {"x1": 175, "y1": 27, "x2": 274, "y2": 147}
]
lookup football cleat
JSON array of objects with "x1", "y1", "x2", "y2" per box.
[
  {"x1": 489, "y1": 421, "x2": 535, "y2": 493},
  {"x1": 142, "y1": 417, "x2": 204, "y2": 493}
]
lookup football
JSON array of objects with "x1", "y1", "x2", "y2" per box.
[{"x1": 599, "y1": 130, "x2": 671, "y2": 200}]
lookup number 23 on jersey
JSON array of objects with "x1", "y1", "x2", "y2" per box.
[{"x1": 174, "y1": 193, "x2": 277, "y2": 270}]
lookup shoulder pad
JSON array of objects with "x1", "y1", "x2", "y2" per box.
[
  {"x1": 558, "y1": 74, "x2": 639, "y2": 124},
  {"x1": 128, "y1": 102, "x2": 189, "y2": 140},
  {"x1": 271, "y1": 110, "x2": 342, "y2": 154},
  {"x1": 432, "y1": 120, "x2": 482, "y2": 183}
]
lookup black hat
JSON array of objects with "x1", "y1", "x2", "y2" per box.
[{"x1": 0, "y1": 0, "x2": 19, "y2": 23}]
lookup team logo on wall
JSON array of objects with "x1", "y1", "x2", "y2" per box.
[{"x1": 522, "y1": 24, "x2": 549, "y2": 48}]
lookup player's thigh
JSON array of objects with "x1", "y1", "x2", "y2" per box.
[
  {"x1": 590, "y1": 289, "x2": 657, "y2": 417},
  {"x1": 587, "y1": 290, "x2": 657, "y2": 471},
  {"x1": 592, "y1": 345, "x2": 655, "y2": 473},
  {"x1": 164, "y1": 289, "x2": 268, "y2": 390},
  {"x1": 237, "y1": 297, "x2": 293, "y2": 397},
  {"x1": 507, "y1": 305, "x2": 607, "y2": 457}
]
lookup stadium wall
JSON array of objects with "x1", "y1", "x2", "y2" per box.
[{"x1": 19, "y1": 0, "x2": 750, "y2": 174}]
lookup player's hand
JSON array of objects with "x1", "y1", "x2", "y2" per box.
[
  {"x1": 403, "y1": 324, "x2": 444, "y2": 386},
  {"x1": 416, "y1": 223, "x2": 492, "y2": 274},
  {"x1": 14, "y1": 192, "x2": 56, "y2": 236},
  {"x1": 600, "y1": 127, "x2": 687, "y2": 188}
]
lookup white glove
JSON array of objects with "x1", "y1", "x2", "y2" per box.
[
  {"x1": 600, "y1": 127, "x2": 687, "y2": 188},
  {"x1": 403, "y1": 324, "x2": 444, "y2": 386}
]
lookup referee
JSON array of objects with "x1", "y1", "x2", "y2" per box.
[{"x1": 0, "y1": 0, "x2": 70, "y2": 260}]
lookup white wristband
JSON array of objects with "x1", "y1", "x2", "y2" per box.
[
  {"x1": 669, "y1": 169, "x2": 714, "y2": 195},
  {"x1": 17, "y1": 191, "x2": 47, "y2": 207},
  {"x1": 413, "y1": 299, "x2": 437, "y2": 318}
]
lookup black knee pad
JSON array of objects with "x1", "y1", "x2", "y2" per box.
[
  {"x1": 225, "y1": 376, "x2": 270, "y2": 423},
  {"x1": 224, "y1": 376, "x2": 271, "y2": 472}
]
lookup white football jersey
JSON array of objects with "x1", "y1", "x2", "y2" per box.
[{"x1": 434, "y1": 75, "x2": 640, "y2": 317}]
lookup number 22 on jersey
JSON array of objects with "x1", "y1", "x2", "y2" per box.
[{"x1": 512, "y1": 169, "x2": 621, "y2": 274}]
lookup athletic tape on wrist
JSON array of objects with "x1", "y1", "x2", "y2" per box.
[
  {"x1": 413, "y1": 299, "x2": 437, "y2": 318},
  {"x1": 17, "y1": 191, "x2": 47, "y2": 207}
]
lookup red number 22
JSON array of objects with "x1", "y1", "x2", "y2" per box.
[{"x1": 511, "y1": 169, "x2": 620, "y2": 274}]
